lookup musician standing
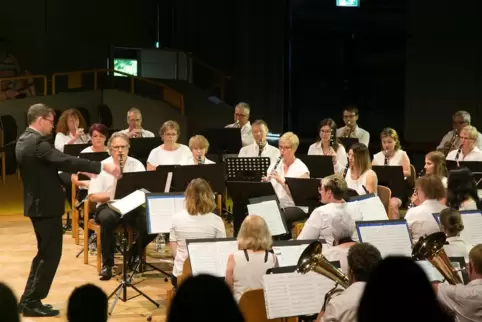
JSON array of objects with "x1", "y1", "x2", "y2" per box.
[
  {"x1": 446, "y1": 125, "x2": 482, "y2": 161},
  {"x1": 238, "y1": 119, "x2": 280, "y2": 165},
  {"x1": 120, "y1": 107, "x2": 154, "y2": 138},
  {"x1": 437, "y1": 111, "x2": 482, "y2": 154},
  {"x1": 16, "y1": 104, "x2": 119, "y2": 317},
  {"x1": 336, "y1": 105, "x2": 370, "y2": 147},
  {"x1": 225, "y1": 102, "x2": 254, "y2": 146}
]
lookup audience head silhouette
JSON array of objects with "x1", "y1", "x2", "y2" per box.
[
  {"x1": 358, "y1": 256, "x2": 452, "y2": 322},
  {"x1": 167, "y1": 274, "x2": 244, "y2": 322},
  {"x1": 67, "y1": 284, "x2": 107, "y2": 322},
  {"x1": 0, "y1": 282, "x2": 19, "y2": 322}
]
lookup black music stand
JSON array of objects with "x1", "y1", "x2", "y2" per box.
[
  {"x1": 226, "y1": 157, "x2": 271, "y2": 182},
  {"x1": 64, "y1": 143, "x2": 90, "y2": 156},
  {"x1": 206, "y1": 153, "x2": 222, "y2": 164},
  {"x1": 296, "y1": 155, "x2": 334, "y2": 178},
  {"x1": 372, "y1": 165, "x2": 406, "y2": 199},
  {"x1": 171, "y1": 163, "x2": 225, "y2": 193},
  {"x1": 285, "y1": 178, "x2": 321, "y2": 211},
  {"x1": 447, "y1": 161, "x2": 482, "y2": 188},
  {"x1": 77, "y1": 152, "x2": 109, "y2": 180},
  {"x1": 227, "y1": 181, "x2": 278, "y2": 235},
  {"x1": 343, "y1": 188, "x2": 359, "y2": 201},
  {"x1": 201, "y1": 128, "x2": 242, "y2": 154},
  {"x1": 128, "y1": 138, "x2": 162, "y2": 165},
  {"x1": 339, "y1": 138, "x2": 359, "y2": 150}
]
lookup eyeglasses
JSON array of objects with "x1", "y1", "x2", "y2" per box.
[
  {"x1": 279, "y1": 145, "x2": 292, "y2": 150},
  {"x1": 343, "y1": 114, "x2": 357, "y2": 119},
  {"x1": 163, "y1": 132, "x2": 178, "y2": 137},
  {"x1": 111, "y1": 145, "x2": 128, "y2": 150},
  {"x1": 235, "y1": 113, "x2": 247, "y2": 117},
  {"x1": 42, "y1": 118, "x2": 54, "y2": 124},
  {"x1": 459, "y1": 136, "x2": 474, "y2": 141}
]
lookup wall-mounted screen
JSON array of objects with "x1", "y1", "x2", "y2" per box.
[{"x1": 113, "y1": 58, "x2": 138, "y2": 77}]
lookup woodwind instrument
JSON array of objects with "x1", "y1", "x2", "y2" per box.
[
  {"x1": 407, "y1": 168, "x2": 425, "y2": 209},
  {"x1": 384, "y1": 150, "x2": 389, "y2": 166},
  {"x1": 455, "y1": 144, "x2": 462, "y2": 166},
  {"x1": 269, "y1": 156, "x2": 283, "y2": 178},
  {"x1": 329, "y1": 129, "x2": 334, "y2": 147},
  {"x1": 119, "y1": 153, "x2": 124, "y2": 179},
  {"x1": 197, "y1": 155, "x2": 204, "y2": 164},
  {"x1": 258, "y1": 139, "x2": 264, "y2": 157},
  {"x1": 342, "y1": 157, "x2": 350, "y2": 178},
  {"x1": 444, "y1": 129, "x2": 458, "y2": 156}
]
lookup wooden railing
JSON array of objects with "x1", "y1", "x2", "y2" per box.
[
  {"x1": 0, "y1": 74, "x2": 48, "y2": 97},
  {"x1": 51, "y1": 69, "x2": 185, "y2": 115}
]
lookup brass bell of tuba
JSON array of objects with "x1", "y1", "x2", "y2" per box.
[
  {"x1": 412, "y1": 232, "x2": 463, "y2": 285},
  {"x1": 297, "y1": 241, "x2": 350, "y2": 311}
]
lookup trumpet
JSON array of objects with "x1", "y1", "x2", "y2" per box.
[
  {"x1": 76, "y1": 127, "x2": 89, "y2": 143},
  {"x1": 297, "y1": 241, "x2": 349, "y2": 311},
  {"x1": 344, "y1": 121, "x2": 354, "y2": 138}
]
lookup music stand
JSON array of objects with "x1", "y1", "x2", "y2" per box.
[
  {"x1": 285, "y1": 178, "x2": 321, "y2": 210},
  {"x1": 226, "y1": 157, "x2": 271, "y2": 181},
  {"x1": 227, "y1": 181, "x2": 277, "y2": 235},
  {"x1": 78, "y1": 152, "x2": 109, "y2": 180},
  {"x1": 343, "y1": 188, "x2": 359, "y2": 201},
  {"x1": 206, "y1": 153, "x2": 222, "y2": 164},
  {"x1": 64, "y1": 143, "x2": 90, "y2": 156},
  {"x1": 296, "y1": 155, "x2": 334, "y2": 178},
  {"x1": 372, "y1": 165, "x2": 406, "y2": 199},
  {"x1": 128, "y1": 138, "x2": 162, "y2": 165},
  {"x1": 172, "y1": 163, "x2": 225, "y2": 193},
  {"x1": 339, "y1": 138, "x2": 359, "y2": 150},
  {"x1": 201, "y1": 128, "x2": 242, "y2": 154},
  {"x1": 446, "y1": 161, "x2": 482, "y2": 188}
]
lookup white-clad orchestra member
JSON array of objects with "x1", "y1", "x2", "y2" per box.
[
  {"x1": 372, "y1": 128, "x2": 411, "y2": 219},
  {"x1": 120, "y1": 107, "x2": 155, "y2": 138},
  {"x1": 225, "y1": 102, "x2": 254, "y2": 147},
  {"x1": 308, "y1": 118, "x2": 348, "y2": 174},
  {"x1": 437, "y1": 110, "x2": 482, "y2": 154},
  {"x1": 433, "y1": 244, "x2": 482, "y2": 322},
  {"x1": 424, "y1": 151, "x2": 449, "y2": 188},
  {"x1": 298, "y1": 174, "x2": 361, "y2": 245},
  {"x1": 345, "y1": 143, "x2": 378, "y2": 195},
  {"x1": 446, "y1": 125, "x2": 482, "y2": 162},
  {"x1": 317, "y1": 243, "x2": 382, "y2": 322},
  {"x1": 336, "y1": 105, "x2": 370, "y2": 147},
  {"x1": 88, "y1": 132, "x2": 151, "y2": 280},
  {"x1": 238, "y1": 119, "x2": 280, "y2": 165},
  {"x1": 263, "y1": 132, "x2": 310, "y2": 238},
  {"x1": 439, "y1": 208, "x2": 474, "y2": 263},
  {"x1": 146, "y1": 120, "x2": 191, "y2": 170},
  {"x1": 181, "y1": 135, "x2": 215, "y2": 165}
]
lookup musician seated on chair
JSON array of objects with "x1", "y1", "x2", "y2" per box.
[
  {"x1": 225, "y1": 102, "x2": 254, "y2": 146},
  {"x1": 446, "y1": 125, "x2": 482, "y2": 162},
  {"x1": 308, "y1": 118, "x2": 348, "y2": 174},
  {"x1": 345, "y1": 143, "x2": 377, "y2": 195},
  {"x1": 405, "y1": 176, "x2": 447, "y2": 243},
  {"x1": 437, "y1": 111, "x2": 482, "y2": 154},
  {"x1": 238, "y1": 119, "x2": 280, "y2": 165},
  {"x1": 317, "y1": 243, "x2": 382, "y2": 322},
  {"x1": 297, "y1": 174, "x2": 361, "y2": 245},
  {"x1": 181, "y1": 135, "x2": 215, "y2": 165},
  {"x1": 439, "y1": 208, "x2": 474, "y2": 263},
  {"x1": 335, "y1": 105, "x2": 370, "y2": 147},
  {"x1": 433, "y1": 244, "x2": 482, "y2": 322},
  {"x1": 262, "y1": 132, "x2": 310, "y2": 239},
  {"x1": 119, "y1": 107, "x2": 154, "y2": 138},
  {"x1": 446, "y1": 167, "x2": 480, "y2": 211},
  {"x1": 225, "y1": 215, "x2": 278, "y2": 302},
  {"x1": 88, "y1": 132, "x2": 149, "y2": 281},
  {"x1": 425, "y1": 151, "x2": 449, "y2": 188},
  {"x1": 372, "y1": 128, "x2": 411, "y2": 219}
]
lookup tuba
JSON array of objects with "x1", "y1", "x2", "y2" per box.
[
  {"x1": 297, "y1": 241, "x2": 350, "y2": 311},
  {"x1": 412, "y1": 232, "x2": 463, "y2": 285}
]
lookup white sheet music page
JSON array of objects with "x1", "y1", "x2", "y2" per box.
[
  {"x1": 108, "y1": 189, "x2": 146, "y2": 215},
  {"x1": 147, "y1": 196, "x2": 185, "y2": 234},
  {"x1": 347, "y1": 195, "x2": 388, "y2": 221},
  {"x1": 460, "y1": 212, "x2": 482, "y2": 245},
  {"x1": 272, "y1": 244, "x2": 310, "y2": 267},
  {"x1": 247, "y1": 201, "x2": 287, "y2": 236},
  {"x1": 215, "y1": 240, "x2": 239, "y2": 276},
  {"x1": 357, "y1": 223, "x2": 412, "y2": 257},
  {"x1": 417, "y1": 261, "x2": 463, "y2": 283},
  {"x1": 188, "y1": 240, "x2": 238, "y2": 277}
]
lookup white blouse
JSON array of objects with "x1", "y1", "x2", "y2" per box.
[
  {"x1": 372, "y1": 149, "x2": 409, "y2": 167},
  {"x1": 54, "y1": 132, "x2": 88, "y2": 152},
  {"x1": 147, "y1": 144, "x2": 191, "y2": 166},
  {"x1": 307, "y1": 142, "x2": 348, "y2": 173},
  {"x1": 446, "y1": 147, "x2": 482, "y2": 162},
  {"x1": 443, "y1": 236, "x2": 473, "y2": 263},
  {"x1": 181, "y1": 155, "x2": 215, "y2": 165},
  {"x1": 238, "y1": 143, "x2": 281, "y2": 166},
  {"x1": 345, "y1": 168, "x2": 378, "y2": 196},
  {"x1": 404, "y1": 199, "x2": 447, "y2": 243}
]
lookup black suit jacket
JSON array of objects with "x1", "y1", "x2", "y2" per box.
[{"x1": 16, "y1": 128, "x2": 102, "y2": 218}]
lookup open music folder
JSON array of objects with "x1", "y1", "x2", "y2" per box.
[
  {"x1": 246, "y1": 200, "x2": 288, "y2": 236},
  {"x1": 347, "y1": 193, "x2": 388, "y2": 221},
  {"x1": 272, "y1": 240, "x2": 320, "y2": 267},
  {"x1": 108, "y1": 189, "x2": 149, "y2": 216},
  {"x1": 145, "y1": 193, "x2": 185, "y2": 234},
  {"x1": 433, "y1": 210, "x2": 482, "y2": 246},
  {"x1": 186, "y1": 238, "x2": 238, "y2": 277},
  {"x1": 356, "y1": 220, "x2": 412, "y2": 257},
  {"x1": 416, "y1": 257, "x2": 468, "y2": 284}
]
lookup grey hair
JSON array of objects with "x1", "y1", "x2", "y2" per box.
[
  {"x1": 236, "y1": 102, "x2": 251, "y2": 114},
  {"x1": 107, "y1": 132, "x2": 130, "y2": 149},
  {"x1": 453, "y1": 110, "x2": 471, "y2": 124},
  {"x1": 332, "y1": 213, "x2": 356, "y2": 241},
  {"x1": 127, "y1": 107, "x2": 142, "y2": 121}
]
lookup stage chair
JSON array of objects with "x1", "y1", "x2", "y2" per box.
[
  {"x1": 377, "y1": 185, "x2": 392, "y2": 218},
  {"x1": 291, "y1": 221, "x2": 306, "y2": 239},
  {"x1": 239, "y1": 289, "x2": 296, "y2": 322},
  {"x1": 408, "y1": 164, "x2": 417, "y2": 188}
]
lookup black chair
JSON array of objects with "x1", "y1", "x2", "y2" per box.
[
  {"x1": 77, "y1": 106, "x2": 91, "y2": 128},
  {"x1": 0, "y1": 115, "x2": 18, "y2": 184},
  {"x1": 98, "y1": 104, "x2": 113, "y2": 128}
]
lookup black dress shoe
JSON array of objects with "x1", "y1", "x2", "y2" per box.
[
  {"x1": 22, "y1": 305, "x2": 59, "y2": 317},
  {"x1": 18, "y1": 302, "x2": 53, "y2": 313},
  {"x1": 100, "y1": 265, "x2": 113, "y2": 281}
]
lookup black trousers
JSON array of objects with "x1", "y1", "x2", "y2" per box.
[
  {"x1": 20, "y1": 216, "x2": 64, "y2": 305},
  {"x1": 94, "y1": 204, "x2": 157, "y2": 267},
  {"x1": 280, "y1": 207, "x2": 310, "y2": 240},
  {"x1": 58, "y1": 172, "x2": 72, "y2": 207}
]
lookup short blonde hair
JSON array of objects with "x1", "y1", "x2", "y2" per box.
[
  {"x1": 189, "y1": 135, "x2": 209, "y2": 151},
  {"x1": 279, "y1": 132, "x2": 300, "y2": 151},
  {"x1": 184, "y1": 178, "x2": 216, "y2": 215},
  {"x1": 237, "y1": 215, "x2": 272, "y2": 251},
  {"x1": 461, "y1": 125, "x2": 478, "y2": 140},
  {"x1": 380, "y1": 127, "x2": 401, "y2": 151},
  {"x1": 160, "y1": 120, "x2": 180, "y2": 136}
]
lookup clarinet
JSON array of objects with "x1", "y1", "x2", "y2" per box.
[
  {"x1": 258, "y1": 140, "x2": 264, "y2": 157},
  {"x1": 270, "y1": 156, "x2": 283, "y2": 178},
  {"x1": 384, "y1": 150, "x2": 389, "y2": 166},
  {"x1": 407, "y1": 168, "x2": 425, "y2": 209},
  {"x1": 343, "y1": 157, "x2": 350, "y2": 178},
  {"x1": 198, "y1": 156, "x2": 204, "y2": 164},
  {"x1": 455, "y1": 144, "x2": 462, "y2": 163},
  {"x1": 119, "y1": 153, "x2": 124, "y2": 179},
  {"x1": 329, "y1": 130, "x2": 334, "y2": 147}
]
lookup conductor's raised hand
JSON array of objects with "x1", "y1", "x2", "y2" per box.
[{"x1": 103, "y1": 163, "x2": 121, "y2": 178}]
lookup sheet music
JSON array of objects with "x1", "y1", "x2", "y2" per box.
[
  {"x1": 263, "y1": 271, "x2": 335, "y2": 319},
  {"x1": 417, "y1": 261, "x2": 463, "y2": 283},
  {"x1": 357, "y1": 223, "x2": 412, "y2": 257},
  {"x1": 247, "y1": 200, "x2": 287, "y2": 236},
  {"x1": 272, "y1": 244, "x2": 310, "y2": 267},
  {"x1": 187, "y1": 240, "x2": 238, "y2": 277},
  {"x1": 146, "y1": 196, "x2": 185, "y2": 233},
  {"x1": 347, "y1": 195, "x2": 388, "y2": 221},
  {"x1": 460, "y1": 212, "x2": 482, "y2": 245},
  {"x1": 108, "y1": 189, "x2": 145, "y2": 215}
]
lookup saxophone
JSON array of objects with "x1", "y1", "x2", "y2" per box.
[{"x1": 443, "y1": 130, "x2": 458, "y2": 156}]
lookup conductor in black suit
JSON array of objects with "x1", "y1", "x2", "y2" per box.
[{"x1": 16, "y1": 103, "x2": 120, "y2": 317}]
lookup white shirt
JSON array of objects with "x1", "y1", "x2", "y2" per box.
[
  {"x1": 169, "y1": 210, "x2": 226, "y2": 277},
  {"x1": 322, "y1": 244, "x2": 353, "y2": 275},
  {"x1": 147, "y1": 145, "x2": 191, "y2": 166},
  {"x1": 308, "y1": 142, "x2": 348, "y2": 173},
  {"x1": 442, "y1": 176, "x2": 448, "y2": 189},
  {"x1": 238, "y1": 143, "x2": 281, "y2": 166},
  {"x1": 297, "y1": 203, "x2": 361, "y2": 245},
  {"x1": 267, "y1": 158, "x2": 309, "y2": 209},
  {"x1": 54, "y1": 132, "x2": 87, "y2": 152},
  {"x1": 336, "y1": 125, "x2": 370, "y2": 147},
  {"x1": 181, "y1": 155, "x2": 215, "y2": 165},
  {"x1": 438, "y1": 279, "x2": 482, "y2": 322},
  {"x1": 322, "y1": 282, "x2": 366, "y2": 322},
  {"x1": 345, "y1": 169, "x2": 378, "y2": 196},
  {"x1": 372, "y1": 149, "x2": 409, "y2": 167},
  {"x1": 225, "y1": 121, "x2": 254, "y2": 147},
  {"x1": 460, "y1": 198, "x2": 478, "y2": 211},
  {"x1": 404, "y1": 199, "x2": 447, "y2": 243},
  {"x1": 444, "y1": 236, "x2": 473, "y2": 263},
  {"x1": 447, "y1": 147, "x2": 482, "y2": 162},
  {"x1": 437, "y1": 130, "x2": 482, "y2": 151},
  {"x1": 119, "y1": 128, "x2": 155, "y2": 138},
  {"x1": 81, "y1": 146, "x2": 95, "y2": 153},
  {"x1": 88, "y1": 156, "x2": 145, "y2": 205}
]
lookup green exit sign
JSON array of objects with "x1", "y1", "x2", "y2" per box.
[{"x1": 336, "y1": 0, "x2": 360, "y2": 7}]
